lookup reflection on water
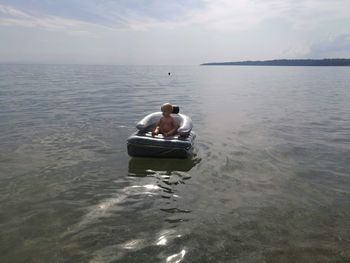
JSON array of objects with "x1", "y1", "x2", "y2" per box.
[
  {"x1": 1, "y1": 65, "x2": 350, "y2": 262},
  {"x1": 61, "y1": 154, "x2": 199, "y2": 262},
  {"x1": 166, "y1": 249, "x2": 186, "y2": 263},
  {"x1": 128, "y1": 157, "x2": 200, "y2": 176}
]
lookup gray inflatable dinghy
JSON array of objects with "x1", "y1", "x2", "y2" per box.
[{"x1": 127, "y1": 106, "x2": 195, "y2": 158}]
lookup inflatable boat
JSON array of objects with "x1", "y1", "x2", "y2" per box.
[{"x1": 127, "y1": 106, "x2": 195, "y2": 158}]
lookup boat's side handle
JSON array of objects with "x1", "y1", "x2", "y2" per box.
[
  {"x1": 177, "y1": 114, "x2": 193, "y2": 136},
  {"x1": 136, "y1": 112, "x2": 162, "y2": 131}
]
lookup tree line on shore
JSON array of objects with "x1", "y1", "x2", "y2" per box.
[{"x1": 201, "y1": 59, "x2": 350, "y2": 66}]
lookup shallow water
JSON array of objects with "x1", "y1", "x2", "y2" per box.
[{"x1": 0, "y1": 64, "x2": 349, "y2": 262}]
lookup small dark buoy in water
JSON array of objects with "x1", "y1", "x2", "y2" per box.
[{"x1": 168, "y1": 72, "x2": 171, "y2": 76}]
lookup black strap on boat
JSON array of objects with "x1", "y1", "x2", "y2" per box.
[{"x1": 172, "y1": 106, "x2": 179, "y2": 114}]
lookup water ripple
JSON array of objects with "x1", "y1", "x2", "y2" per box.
[{"x1": 1, "y1": 65, "x2": 350, "y2": 262}]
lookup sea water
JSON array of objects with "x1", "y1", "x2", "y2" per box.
[{"x1": 0, "y1": 64, "x2": 349, "y2": 262}]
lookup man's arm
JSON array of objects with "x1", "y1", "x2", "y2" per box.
[{"x1": 152, "y1": 118, "x2": 161, "y2": 136}]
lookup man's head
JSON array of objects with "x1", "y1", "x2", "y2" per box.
[{"x1": 161, "y1": 103, "x2": 173, "y2": 116}]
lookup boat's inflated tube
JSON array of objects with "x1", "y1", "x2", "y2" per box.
[
  {"x1": 136, "y1": 112, "x2": 192, "y2": 136},
  {"x1": 127, "y1": 109, "x2": 195, "y2": 158}
]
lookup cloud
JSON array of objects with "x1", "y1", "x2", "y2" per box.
[
  {"x1": 1, "y1": 0, "x2": 350, "y2": 63},
  {"x1": 0, "y1": 4, "x2": 110, "y2": 35},
  {"x1": 309, "y1": 33, "x2": 350, "y2": 57},
  {"x1": 1, "y1": 0, "x2": 350, "y2": 33},
  {"x1": 0, "y1": 4, "x2": 30, "y2": 18},
  {"x1": 99, "y1": 0, "x2": 350, "y2": 32},
  {"x1": 111, "y1": 0, "x2": 350, "y2": 32},
  {"x1": 0, "y1": 0, "x2": 205, "y2": 31}
]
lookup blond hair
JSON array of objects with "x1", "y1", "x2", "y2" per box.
[{"x1": 161, "y1": 103, "x2": 173, "y2": 113}]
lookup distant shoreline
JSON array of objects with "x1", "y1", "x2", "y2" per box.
[{"x1": 201, "y1": 59, "x2": 350, "y2": 66}]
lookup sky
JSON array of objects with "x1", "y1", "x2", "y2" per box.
[{"x1": 0, "y1": 0, "x2": 350, "y2": 65}]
